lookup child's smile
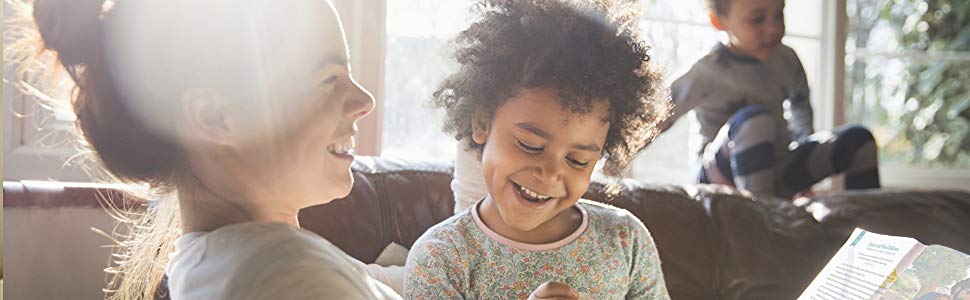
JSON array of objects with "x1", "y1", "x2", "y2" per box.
[
  {"x1": 474, "y1": 87, "x2": 609, "y2": 244},
  {"x1": 509, "y1": 178, "x2": 557, "y2": 209}
]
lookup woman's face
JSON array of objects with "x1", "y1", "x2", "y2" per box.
[{"x1": 211, "y1": 1, "x2": 374, "y2": 210}]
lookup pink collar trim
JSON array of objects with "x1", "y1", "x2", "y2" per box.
[{"x1": 471, "y1": 197, "x2": 588, "y2": 251}]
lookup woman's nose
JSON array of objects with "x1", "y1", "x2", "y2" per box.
[{"x1": 344, "y1": 76, "x2": 375, "y2": 121}]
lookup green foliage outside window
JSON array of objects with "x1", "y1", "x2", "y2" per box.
[{"x1": 847, "y1": 0, "x2": 970, "y2": 167}]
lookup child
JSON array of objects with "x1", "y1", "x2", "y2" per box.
[
  {"x1": 405, "y1": 0, "x2": 671, "y2": 299},
  {"x1": 660, "y1": 0, "x2": 881, "y2": 199}
]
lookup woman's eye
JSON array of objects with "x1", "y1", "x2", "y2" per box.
[
  {"x1": 319, "y1": 75, "x2": 338, "y2": 87},
  {"x1": 517, "y1": 140, "x2": 543, "y2": 154},
  {"x1": 567, "y1": 157, "x2": 590, "y2": 168}
]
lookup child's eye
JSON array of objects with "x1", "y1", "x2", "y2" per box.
[
  {"x1": 517, "y1": 140, "x2": 543, "y2": 154},
  {"x1": 751, "y1": 16, "x2": 765, "y2": 24},
  {"x1": 567, "y1": 157, "x2": 590, "y2": 168}
]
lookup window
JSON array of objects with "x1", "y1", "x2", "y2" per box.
[
  {"x1": 629, "y1": 0, "x2": 825, "y2": 184},
  {"x1": 3, "y1": 2, "x2": 95, "y2": 182},
  {"x1": 380, "y1": 0, "x2": 471, "y2": 161},
  {"x1": 845, "y1": 0, "x2": 970, "y2": 188},
  {"x1": 379, "y1": 0, "x2": 825, "y2": 184}
]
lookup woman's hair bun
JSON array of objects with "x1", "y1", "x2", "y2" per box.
[{"x1": 32, "y1": 0, "x2": 106, "y2": 66}]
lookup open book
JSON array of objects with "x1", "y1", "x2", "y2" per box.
[{"x1": 799, "y1": 228, "x2": 970, "y2": 300}]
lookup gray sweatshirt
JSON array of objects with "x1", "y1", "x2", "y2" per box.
[{"x1": 665, "y1": 43, "x2": 813, "y2": 158}]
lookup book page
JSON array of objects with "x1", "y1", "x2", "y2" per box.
[
  {"x1": 882, "y1": 245, "x2": 970, "y2": 300},
  {"x1": 799, "y1": 229, "x2": 925, "y2": 300}
]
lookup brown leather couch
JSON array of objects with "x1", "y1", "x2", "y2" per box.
[
  {"x1": 5, "y1": 156, "x2": 970, "y2": 299},
  {"x1": 301, "y1": 157, "x2": 970, "y2": 299}
]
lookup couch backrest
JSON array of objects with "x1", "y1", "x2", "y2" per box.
[
  {"x1": 302, "y1": 156, "x2": 970, "y2": 300},
  {"x1": 7, "y1": 156, "x2": 970, "y2": 300},
  {"x1": 301, "y1": 157, "x2": 831, "y2": 299}
]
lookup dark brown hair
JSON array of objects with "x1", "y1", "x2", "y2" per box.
[
  {"x1": 707, "y1": 0, "x2": 730, "y2": 16},
  {"x1": 30, "y1": 0, "x2": 185, "y2": 186},
  {"x1": 432, "y1": 0, "x2": 671, "y2": 176}
]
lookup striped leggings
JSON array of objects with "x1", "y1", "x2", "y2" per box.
[{"x1": 698, "y1": 105, "x2": 880, "y2": 199}]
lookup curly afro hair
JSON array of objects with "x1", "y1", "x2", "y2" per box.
[{"x1": 432, "y1": 0, "x2": 671, "y2": 177}]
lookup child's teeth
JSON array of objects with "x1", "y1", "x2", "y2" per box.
[{"x1": 519, "y1": 185, "x2": 550, "y2": 200}]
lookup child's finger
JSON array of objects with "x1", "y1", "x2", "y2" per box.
[{"x1": 529, "y1": 281, "x2": 579, "y2": 299}]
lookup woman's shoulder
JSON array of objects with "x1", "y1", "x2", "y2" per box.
[
  {"x1": 169, "y1": 222, "x2": 400, "y2": 299},
  {"x1": 219, "y1": 223, "x2": 399, "y2": 299},
  {"x1": 202, "y1": 222, "x2": 336, "y2": 255},
  {"x1": 180, "y1": 222, "x2": 357, "y2": 273}
]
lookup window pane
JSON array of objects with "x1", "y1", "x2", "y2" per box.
[
  {"x1": 785, "y1": 0, "x2": 822, "y2": 38},
  {"x1": 846, "y1": 0, "x2": 970, "y2": 168},
  {"x1": 641, "y1": 0, "x2": 709, "y2": 24},
  {"x1": 846, "y1": 57, "x2": 970, "y2": 168},
  {"x1": 381, "y1": 1, "x2": 474, "y2": 160},
  {"x1": 381, "y1": 0, "x2": 825, "y2": 179},
  {"x1": 632, "y1": 0, "x2": 822, "y2": 183}
]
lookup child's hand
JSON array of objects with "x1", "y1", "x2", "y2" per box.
[{"x1": 528, "y1": 281, "x2": 579, "y2": 300}]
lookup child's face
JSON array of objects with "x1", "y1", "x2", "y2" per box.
[
  {"x1": 713, "y1": 0, "x2": 786, "y2": 60},
  {"x1": 473, "y1": 87, "x2": 609, "y2": 233}
]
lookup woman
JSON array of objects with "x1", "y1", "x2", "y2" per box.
[{"x1": 14, "y1": 0, "x2": 399, "y2": 298}]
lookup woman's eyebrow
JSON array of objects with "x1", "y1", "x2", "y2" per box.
[{"x1": 315, "y1": 56, "x2": 348, "y2": 71}]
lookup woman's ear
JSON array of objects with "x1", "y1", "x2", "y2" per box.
[
  {"x1": 180, "y1": 88, "x2": 233, "y2": 146},
  {"x1": 471, "y1": 111, "x2": 490, "y2": 145}
]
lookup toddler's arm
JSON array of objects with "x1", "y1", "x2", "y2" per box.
[
  {"x1": 785, "y1": 48, "x2": 814, "y2": 141},
  {"x1": 657, "y1": 64, "x2": 718, "y2": 134}
]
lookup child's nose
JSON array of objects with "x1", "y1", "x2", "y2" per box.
[{"x1": 534, "y1": 159, "x2": 564, "y2": 184}]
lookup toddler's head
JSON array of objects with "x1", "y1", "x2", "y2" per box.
[
  {"x1": 433, "y1": 0, "x2": 669, "y2": 232},
  {"x1": 707, "y1": 0, "x2": 786, "y2": 60}
]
